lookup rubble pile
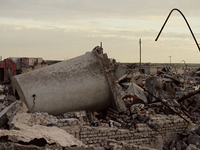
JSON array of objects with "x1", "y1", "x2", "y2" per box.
[{"x1": 0, "y1": 48, "x2": 200, "y2": 149}]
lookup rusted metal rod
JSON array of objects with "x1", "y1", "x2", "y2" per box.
[
  {"x1": 177, "y1": 88, "x2": 200, "y2": 103},
  {"x1": 142, "y1": 87, "x2": 190, "y2": 123},
  {"x1": 128, "y1": 104, "x2": 136, "y2": 129},
  {"x1": 155, "y1": 8, "x2": 200, "y2": 52}
]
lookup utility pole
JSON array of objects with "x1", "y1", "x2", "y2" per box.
[
  {"x1": 169, "y1": 56, "x2": 172, "y2": 66},
  {"x1": 139, "y1": 39, "x2": 142, "y2": 75},
  {"x1": 182, "y1": 60, "x2": 187, "y2": 89}
]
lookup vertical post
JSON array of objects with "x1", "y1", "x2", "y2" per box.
[
  {"x1": 100, "y1": 42, "x2": 102, "y2": 48},
  {"x1": 182, "y1": 60, "x2": 187, "y2": 89},
  {"x1": 169, "y1": 56, "x2": 171, "y2": 66},
  {"x1": 139, "y1": 39, "x2": 141, "y2": 75}
]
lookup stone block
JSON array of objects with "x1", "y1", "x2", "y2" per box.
[
  {"x1": 188, "y1": 133, "x2": 200, "y2": 147},
  {"x1": 87, "y1": 141, "x2": 93, "y2": 144},
  {"x1": 80, "y1": 131, "x2": 87, "y2": 135},
  {"x1": 88, "y1": 134, "x2": 93, "y2": 138},
  {"x1": 57, "y1": 122, "x2": 64, "y2": 127},
  {"x1": 81, "y1": 135, "x2": 87, "y2": 138},
  {"x1": 63, "y1": 122, "x2": 69, "y2": 126},
  {"x1": 97, "y1": 133, "x2": 103, "y2": 136}
]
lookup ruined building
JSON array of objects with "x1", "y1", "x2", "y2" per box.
[
  {"x1": 0, "y1": 57, "x2": 48, "y2": 83},
  {"x1": 0, "y1": 47, "x2": 200, "y2": 149}
]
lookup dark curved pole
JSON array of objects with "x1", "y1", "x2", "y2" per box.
[{"x1": 155, "y1": 8, "x2": 200, "y2": 52}]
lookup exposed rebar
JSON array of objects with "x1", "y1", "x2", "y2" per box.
[
  {"x1": 142, "y1": 87, "x2": 190, "y2": 123},
  {"x1": 155, "y1": 8, "x2": 200, "y2": 52}
]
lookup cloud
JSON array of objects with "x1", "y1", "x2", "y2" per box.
[
  {"x1": 0, "y1": 0, "x2": 200, "y2": 63},
  {"x1": 0, "y1": 0, "x2": 199, "y2": 21},
  {"x1": 64, "y1": 29, "x2": 70, "y2": 32},
  {"x1": 14, "y1": 27, "x2": 23, "y2": 30}
]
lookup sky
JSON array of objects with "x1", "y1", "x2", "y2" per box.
[{"x1": 0, "y1": 0, "x2": 200, "y2": 63}]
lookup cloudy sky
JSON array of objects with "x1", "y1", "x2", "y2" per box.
[{"x1": 0, "y1": 0, "x2": 200, "y2": 63}]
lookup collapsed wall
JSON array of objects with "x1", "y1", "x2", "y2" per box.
[
  {"x1": 5, "y1": 104, "x2": 189, "y2": 149},
  {"x1": 8, "y1": 47, "x2": 199, "y2": 149},
  {"x1": 56, "y1": 114, "x2": 188, "y2": 149}
]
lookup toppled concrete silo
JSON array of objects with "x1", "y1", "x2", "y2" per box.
[{"x1": 11, "y1": 49, "x2": 126, "y2": 115}]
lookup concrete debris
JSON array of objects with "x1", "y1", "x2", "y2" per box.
[
  {"x1": 11, "y1": 112, "x2": 58, "y2": 127},
  {"x1": 0, "y1": 100, "x2": 28, "y2": 129},
  {"x1": 132, "y1": 75, "x2": 144, "y2": 87},
  {"x1": 125, "y1": 82, "x2": 148, "y2": 104},
  {"x1": 0, "y1": 123, "x2": 85, "y2": 148},
  {"x1": 0, "y1": 47, "x2": 200, "y2": 149},
  {"x1": 186, "y1": 144, "x2": 200, "y2": 150},
  {"x1": 113, "y1": 64, "x2": 127, "y2": 80},
  {"x1": 187, "y1": 132, "x2": 200, "y2": 147},
  {"x1": 102, "y1": 139, "x2": 157, "y2": 150},
  {"x1": 0, "y1": 142, "x2": 63, "y2": 150},
  {"x1": 144, "y1": 76, "x2": 177, "y2": 103},
  {"x1": 0, "y1": 85, "x2": 4, "y2": 95}
]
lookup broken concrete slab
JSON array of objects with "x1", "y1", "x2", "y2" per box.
[
  {"x1": 0, "y1": 123, "x2": 85, "y2": 148},
  {"x1": 0, "y1": 102, "x2": 5, "y2": 111},
  {"x1": 4, "y1": 100, "x2": 28, "y2": 117},
  {"x1": 194, "y1": 125, "x2": 200, "y2": 136},
  {"x1": 101, "y1": 139, "x2": 157, "y2": 150},
  {"x1": 0, "y1": 95, "x2": 5, "y2": 101},
  {"x1": 186, "y1": 144, "x2": 200, "y2": 150},
  {"x1": 144, "y1": 76, "x2": 178, "y2": 103},
  {"x1": 0, "y1": 142, "x2": 65, "y2": 150},
  {"x1": 11, "y1": 112, "x2": 58, "y2": 127},
  {"x1": 125, "y1": 82, "x2": 148, "y2": 104},
  {"x1": 177, "y1": 88, "x2": 200, "y2": 103},
  {"x1": 0, "y1": 85, "x2": 4, "y2": 95},
  {"x1": 133, "y1": 75, "x2": 143, "y2": 87},
  {"x1": 187, "y1": 132, "x2": 200, "y2": 148},
  {"x1": 113, "y1": 64, "x2": 127, "y2": 80},
  {"x1": 0, "y1": 101, "x2": 18, "y2": 128},
  {"x1": 0, "y1": 100, "x2": 28, "y2": 128},
  {"x1": 11, "y1": 50, "x2": 126, "y2": 115},
  {"x1": 144, "y1": 77, "x2": 163, "y2": 103},
  {"x1": 6, "y1": 95, "x2": 17, "y2": 102},
  {"x1": 116, "y1": 74, "x2": 128, "y2": 83},
  {"x1": 63, "y1": 110, "x2": 87, "y2": 122}
]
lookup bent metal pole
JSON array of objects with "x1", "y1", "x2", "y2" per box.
[{"x1": 155, "y1": 8, "x2": 200, "y2": 52}]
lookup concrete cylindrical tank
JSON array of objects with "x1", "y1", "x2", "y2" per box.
[{"x1": 11, "y1": 51, "x2": 112, "y2": 115}]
